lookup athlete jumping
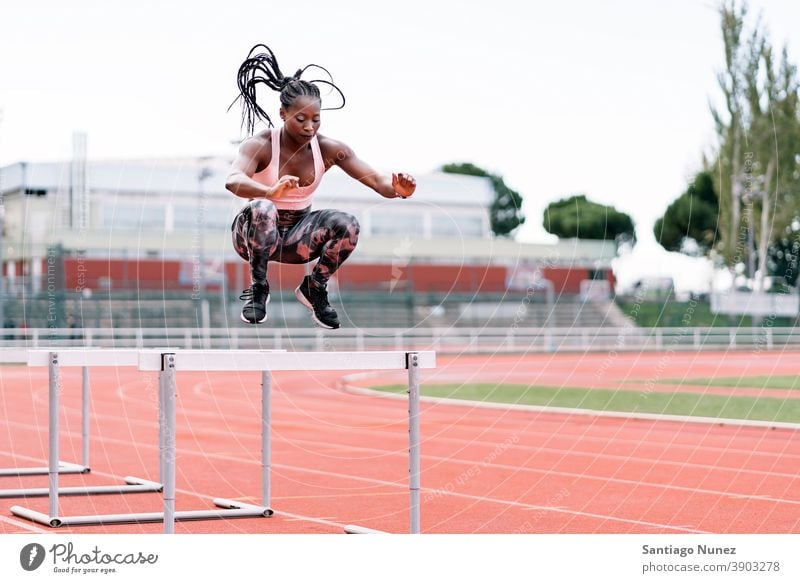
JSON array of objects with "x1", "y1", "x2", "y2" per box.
[{"x1": 226, "y1": 44, "x2": 416, "y2": 329}]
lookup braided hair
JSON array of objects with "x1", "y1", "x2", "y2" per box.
[{"x1": 230, "y1": 43, "x2": 346, "y2": 134}]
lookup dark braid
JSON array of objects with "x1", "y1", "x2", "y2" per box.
[{"x1": 229, "y1": 43, "x2": 345, "y2": 134}]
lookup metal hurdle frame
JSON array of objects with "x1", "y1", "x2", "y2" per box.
[
  {"x1": 10, "y1": 349, "x2": 435, "y2": 533},
  {"x1": 0, "y1": 349, "x2": 89, "y2": 480},
  {"x1": 0, "y1": 349, "x2": 162, "y2": 500}
]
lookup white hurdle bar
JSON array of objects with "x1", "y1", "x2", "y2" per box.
[
  {"x1": 12, "y1": 349, "x2": 435, "y2": 533},
  {"x1": 0, "y1": 349, "x2": 90, "y2": 480},
  {"x1": 4, "y1": 350, "x2": 162, "y2": 515}
]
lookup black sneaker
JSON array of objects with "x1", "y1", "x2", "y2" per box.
[
  {"x1": 239, "y1": 282, "x2": 270, "y2": 324},
  {"x1": 295, "y1": 276, "x2": 340, "y2": 329}
]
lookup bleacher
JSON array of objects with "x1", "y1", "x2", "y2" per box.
[{"x1": 1, "y1": 291, "x2": 636, "y2": 331}]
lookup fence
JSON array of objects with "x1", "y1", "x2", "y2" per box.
[{"x1": 1, "y1": 326, "x2": 797, "y2": 353}]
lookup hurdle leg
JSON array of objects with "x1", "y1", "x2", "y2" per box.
[
  {"x1": 408, "y1": 351, "x2": 421, "y2": 534},
  {"x1": 346, "y1": 351, "x2": 424, "y2": 535},
  {"x1": 161, "y1": 353, "x2": 177, "y2": 534},
  {"x1": 158, "y1": 368, "x2": 165, "y2": 485},
  {"x1": 48, "y1": 352, "x2": 61, "y2": 520},
  {"x1": 82, "y1": 366, "x2": 90, "y2": 469},
  {"x1": 262, "y1": 370, "x2": 271, "y2": 508}
]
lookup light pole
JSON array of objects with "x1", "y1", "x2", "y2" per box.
[
  {"x1": 197, "y1": 164, "x2": 212, "y2": 296},
  {"x1": 197, "y1": 160, "x2": 212, "y2": 334},
  {"x1": 735, "y1": 172, "x2": 764, "y2": 289},
  {"x1": 744, "y1": 190, "x2": 756, "y2": 284},
  {"x1": 736, "y1": 171, "x2": 768, "y2": 331}
]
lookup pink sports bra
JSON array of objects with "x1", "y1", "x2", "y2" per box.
[{"x1": 252, "y1": 127, "x2": 325, "y2": 210}]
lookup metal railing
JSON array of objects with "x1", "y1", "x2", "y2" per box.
[{"x1": 1, "y1": 326, "x2": 797, "y2": 353}]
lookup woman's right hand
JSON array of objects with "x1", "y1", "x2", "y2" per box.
[{"x1": 269, "y1": 175, "x2": 299, "y2": 198}]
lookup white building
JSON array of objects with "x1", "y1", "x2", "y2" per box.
[{"x1": 0, "y1": 157, "x2": 616, "y2": 296}]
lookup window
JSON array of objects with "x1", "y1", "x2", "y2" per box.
[
  {"x1": 172, "y1": 205, "x2": 235, "y2": 231},
  {"x1": 370, "y1": 213, "x2": 425, "y2": 237},
  {"x1": 431, "y1": 215, "x2": 484, "y2": 238},
  {"x1": 102, "y1": 204, "x2": 166, "y2": 230}
]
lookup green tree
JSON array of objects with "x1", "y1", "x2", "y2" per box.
[
  {"x1": 654, "y1": 172, "x2": 720, "y2": 253},
  {"x1": 441, "y1": 162, "x2": 525, "y2": 237},
  {"x1": 709, "y1": 0, "x2": 800, "y2": 286},
  {"x1": 543, "y1": 194, "x2": 635, "y2": 241}
]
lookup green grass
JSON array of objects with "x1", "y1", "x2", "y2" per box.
[
  {"x1": 615, "y1": 296, "x2": 798, "y2": 328},
  {"x1": 657, "y1": 375, "x2": 800, "y2": 390},
  {"x1": 374, "y1": 383, "x2": 800, "y2": 423}
]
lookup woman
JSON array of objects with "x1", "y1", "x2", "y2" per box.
[{"x1": 226, "y1": 44, "x2": 417, "y2": 329}]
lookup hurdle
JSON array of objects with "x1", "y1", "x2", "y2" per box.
[
  {"x1": 0, "y1": 349, "x2": 161, "y2": 499},
  {"x1": 10, "y1": 349, "x2": 435, "y2": 533},
  {"x1": 0, "y1": 349, "x2": 89, "y2": 479}
]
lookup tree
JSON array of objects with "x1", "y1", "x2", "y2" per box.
[
  {"x1": 709, "y1": 0, "x2": 800, "y2": 287},
  {"x1": 654, "y1": 172, "x2": 720, "y2": 253},
  {"x1": 441, "y1": 162, "x2": 525, "y2": 237},
  {"x1": 543, "y1": 194, "x2": 635, "y2": 241}
]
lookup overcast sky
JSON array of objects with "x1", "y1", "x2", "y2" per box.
[{"x1": 1, "y1": 0, "x2": 798, "y2": 289}]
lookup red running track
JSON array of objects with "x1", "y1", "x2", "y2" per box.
[{"x1": 0, "y1": 350, "x2": 798, "y2": 534}]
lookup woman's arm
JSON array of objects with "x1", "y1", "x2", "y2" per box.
[
  {"x1": 324, "y1": 138, "x2": 416, "y2": 198},
  {"x1": 225, "y1": 136, "x2": 299, "y2": 199}
]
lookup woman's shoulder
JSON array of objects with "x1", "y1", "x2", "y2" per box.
[
  {"x1": 250, "y1": 128, "x2": 275, "y2": 147},
  {"x1": 317, "y1": 134, "x2": 354, "y2": 164},
  {"x1": 316, "y1": 133, "x2": 341, "y2": 150},
  {"x1": 238, "y1": 129, "x2": 274, "y2": 166}
]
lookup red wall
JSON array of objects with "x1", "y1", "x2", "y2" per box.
[
  {"x1": 543, "y1": 267, "x2": 588, "y2": 295},
  {"x1": 59, "y1": 257, "x2": 613, "y2": 294},
  {"x1": 339, "y1": 263, "x2": 508, "y2": 293},
  {"x1": 64, "y1": 258, "x2": 183, "y2": 291}
]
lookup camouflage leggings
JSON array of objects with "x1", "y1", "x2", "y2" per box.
[{"x1": 231, "y1": 199, "x2": 360, "y2": 287}]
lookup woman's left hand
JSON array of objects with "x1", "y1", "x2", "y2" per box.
[{"x1": 392, "y1": 173, "x2": 416, "y2": 198}]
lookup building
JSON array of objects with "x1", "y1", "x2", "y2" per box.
[{"x1": 0, "y1": 157, "x2": 617, "y2": 328}]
